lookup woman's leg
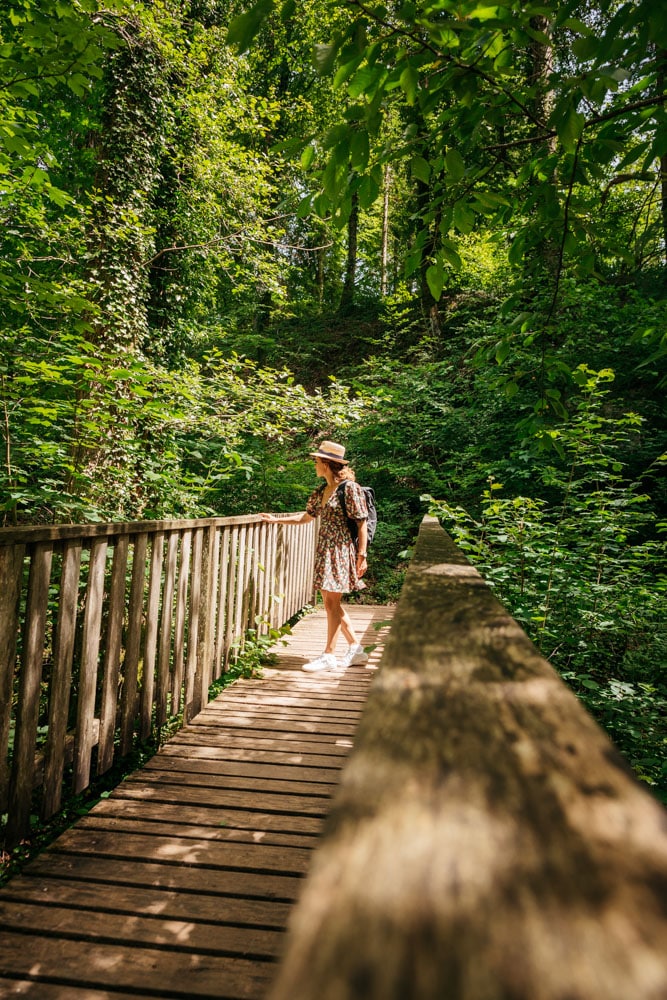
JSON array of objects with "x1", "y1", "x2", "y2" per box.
[{"x1": 322, "y1": 590, "x2": 358, "y2": 653}]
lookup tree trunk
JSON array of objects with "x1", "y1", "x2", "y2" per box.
[
  {"x1": 339, "y1": 189, "x2": 359, "y2": 311},
  {"x1": 381, "y1": 165, "x2": 391, "y2": 297},
  {"x1": 658, "y1": 51, "x2": 667, "y2": 267},
  {"x1": 528, "y1": 14, "x2": 558, "y2": 279},
  {"x1": 416, "y1": 177, "x2": 442, "y2": 339},
  {"x1": 317, "y1": 247, "x2": 325, "y2": 305}
]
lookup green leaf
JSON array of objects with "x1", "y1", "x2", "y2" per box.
[
  {"x1": 348, "y1": 65, "x2": 381, "y2": 99},
  {"x1": 440, "y1": 240, "x2": 462, "y2": 270},
  {"x1": 468, "y1": 5, "x2": 502, "y2": 21},
  {"x1": 495, "y1": 340, "x2": 510, "y2": 364},
  {"x1": 300, "y1": 145, "x2": 315, "y2": 170},
  {"x1": 557, "y1": 106, "x2": 585, "y2": 153},
  {"x1": 314, "y1": 39, "x2": 342, "y2": 75},
  {"x1": 445, "y1": 148, "x2": 465, "y2": 181},
  {"x1": 426, "y1": 263, "x2": 444, "y2": 301},
  {"x1": 571, "y1": 35, "x2": 599, "y2": 59},
  {"x1": 453, "y1": 201, "x2": 475, "y2": 234},
  {"x1": 350, "y1": 129, "x2": 370, "y2": 170},
  {"x1": 400, "y1": 64, "x2": 418, "y2": 105},
  {"x1": 66, "y1": 73, "x2": 89, "y2": 96},
  {"x1": 226, "y1": 0, "x2": 275, "y2": 53},
  {"x1": 410, "y1": 155, "x2": 431, "y2": 183}
]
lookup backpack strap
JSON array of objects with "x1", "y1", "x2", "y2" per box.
[{"x1": 336, "y1": 482, "x2": 358, "y2": 546}]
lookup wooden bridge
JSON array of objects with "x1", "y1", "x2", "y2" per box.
[{"x1": 1, "y1": 514, "x2": 667, "y2": 999}]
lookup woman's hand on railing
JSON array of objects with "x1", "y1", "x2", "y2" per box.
[{"x1": 260, "y1": 512, "x2": 313, "y2": 525}]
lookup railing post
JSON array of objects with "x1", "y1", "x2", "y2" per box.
[
  {"x1": 184, "y1": 527, "x2": 204, "y2": 723},
  {"x1": 6, "y1": 543, "x2": 52, "y2": 846},
  {"x1": 0, "y1": 543, "x2": 25, "y2": 815},
  {"x1": 172, "y1": 529, "x2": 192, "y2": 717},
  {"x1": 97, "y1": 536, "x2": 128, "y2": 774},
  {"x1": 155, "y1": 531, "x2": 179, "y2": 730},
  {"x1": 43, "y1": 540, "x2": 82, "y2": 816},
  {"x1": 119, "y1": 533, "x2": 147, "y2": 756}
]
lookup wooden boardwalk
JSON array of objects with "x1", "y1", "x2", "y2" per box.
[{"x1": 0, "y1": 605, "x2": 393, "y2": 1000}]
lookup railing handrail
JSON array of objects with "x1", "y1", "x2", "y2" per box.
[
  {"x1": 1, "y1": 513, "x2": 317, "y2": 849},
  {"x1": 269, "y1": 515, "x2": 667, "y2": 1000},
  {"x1": 0, "y1": 512, "x2": 266, "y2": 545}
]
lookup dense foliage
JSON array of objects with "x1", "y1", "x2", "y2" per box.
[{"x1": 1, "y1": 0, "x2": 665, "y2": 796}]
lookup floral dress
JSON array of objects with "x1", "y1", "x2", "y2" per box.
[{"x1": 306, "y1": 481, "x2": 369, "y2": 593}]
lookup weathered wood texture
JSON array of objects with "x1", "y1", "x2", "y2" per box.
[
  {"x1": 0, "y1": 605, "x2": 391, "y2": 999},
  {"x1": 0, "y1": 514, "x2": 317, "y2": 848},
  {"x1": 270, "y1": 516, "x2": 667, "y2": 1000}
]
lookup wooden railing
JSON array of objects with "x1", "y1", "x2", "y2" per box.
[
  {"x1": 0, "y1": 514, "x2": 317, "y2": 849},
  {"x1": 270, "y1": 516, "x2": 667, "y2": 1000}
]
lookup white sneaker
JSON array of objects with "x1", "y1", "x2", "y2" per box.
[
  {"x1": 339, "y1": 643, "x2": 369, "y2": 667},
  {"x1": 302, "y1": 653, "x2": 337, "y2": 673}
]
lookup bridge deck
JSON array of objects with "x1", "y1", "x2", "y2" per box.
[{"x1": 0, "y1": 605, "x2": 393, "y2": 1000}]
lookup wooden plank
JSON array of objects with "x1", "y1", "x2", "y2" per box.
[
  {"x1": 108, "y1": 781, "x2": 330, "y2": 817},
  {"x1": 0, "y1": 982, "x2": 142, "y2": 1000},
  {"x1": 185, "y1": 715, "x2": 358, "y2": 737},
  {"x1": 143, "y1": 757, "x2": 340, "y2": 786},
  {"x1": 201, "y1": 693, "x2": 367, "y2": 714},
  {"x1": 5, "y1": 542, "x2": 53, "y2": 847},
  {"x1": 74, "y1": 813, "x2": 320, "y2": 848},
  {"x1": 179, "y1": 715, "x2": 360, "y2": 738},
  {"x1": 97, "y1": 535, "x2": 128, "y2": 774},
  {"x1": 0, "y1": 898, "x2": 284, "y2": 958},
  {"x1": 167, "y1": 733, "x2": 353, "y2": 758},
  {"x1": 156, "y1": 530, "x2": 179, "y2": 727},
  {"x1": 140, "y1": 532, "x2": 165, "y2": 740},
  {"x1": 157, "y1": 743, "x2": 348, "y2": 769},
  {"x1": 128, "y1": 763, "x2": 336, "y2": 794},
  {"x1": 269, "y1": 518, "x2": 667, "y2": 1000},
  {"x1": 1, "y1": 874, "x2": 292, "y2": 927},
  {"x1": 172, "y1": 529, "x2": 192, "y2": 716},
  {"x1": 119, "y1": 533, "x2": 148, "y2": 755},
  {"x1": 0, "y1": 543, "x2": 25, "y2": 813},
  {"x1": 22, "y1": 852, "x2": 302, "y2": 902},
  {"x1": 87, "y1": 796, "x2": 326, "y2": 835},
  {"x1": 47, "y1": 827, "x2": 312, "y2": 876},
  {"x1": 0, "y1": 931, "x2": 274, "y2": 999},
  {"x1": 198, "y1": 703, "x2": 363, "y2": 725},
  {"x1": 73, "y1": 537, "x2": 107, "y2": 794},
  {"x1": 42, "y1": 541, "x2": 82, "y2": 818}
]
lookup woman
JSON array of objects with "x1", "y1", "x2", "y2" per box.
[{"x1": 261, "y1": 441, "x2": 369, "y2": 672}]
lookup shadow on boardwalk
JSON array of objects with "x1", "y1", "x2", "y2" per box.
[{"x1": 0, "y1": 605, "x2": 393, "y2": 1000}]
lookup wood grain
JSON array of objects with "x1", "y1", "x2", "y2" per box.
[{"x1": 270, "y1": 517, "x2": 667, "y2": 1000}]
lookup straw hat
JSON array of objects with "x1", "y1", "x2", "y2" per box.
[{"x1": 309, "y1": 440, "x2": 349, "y2": 464}]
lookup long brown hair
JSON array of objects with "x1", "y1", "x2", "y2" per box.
[{"x1": 322, "y1": 459, "x2": 355, "y2": 483}]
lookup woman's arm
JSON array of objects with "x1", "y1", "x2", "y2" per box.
[
  {"x1": 355, "y1": 519, "x2": 368, "y2": 577},
  {"x1": 260, "y1": 512, "x2": 314, "y2": 525}
]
